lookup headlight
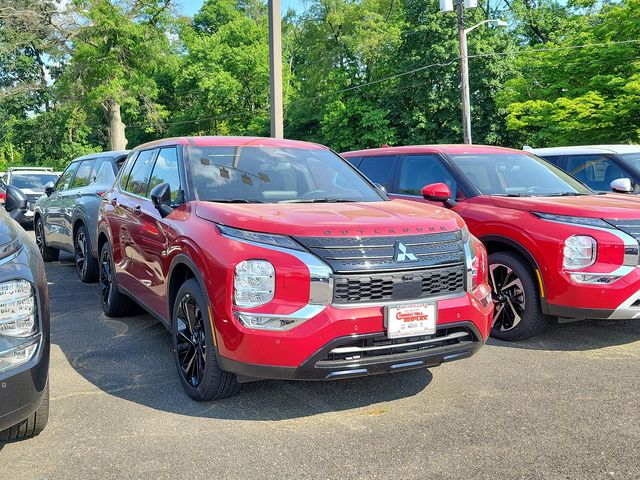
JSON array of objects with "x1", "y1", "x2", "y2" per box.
[
  {"x1": 0, "y1": 237, "x2": 21, "y2": 259},
  {"x1": 234, "y1": 260, "x2": 275, "y2": 307},
  {"x1": 563, "y1": 235, "x2": 596, "y2": 270},
  {"x1": 534, "y1": 212, "x2": 609, "y2": 228},
  {"x1": 0, "y1": 280, "x2": 37, "y2": 337},
  {"x1": 218, "y1": 224, "x2": 304, "y2": 251}
]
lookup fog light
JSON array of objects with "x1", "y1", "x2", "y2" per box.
[
  {"x1": 234, "y1": 260, "x2": 275, "y2": 307},
  {"x1": 0, "y1": 337, "x2": 39, "y2": 373},
  {"x1": 563, "y1": 235, "x2": 596, "y2": 270},
  {"x1": 235, "y1": 312, "x2": 295, "y2": 330},
  {"x1": 0, "y1": 280, "x2": 36, "y2": 337}
]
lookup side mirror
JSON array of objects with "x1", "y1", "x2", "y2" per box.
[
  {"x1": 374, "y1": 183, "x2": 388, "y2": 195},
  {"x1": 150, "y1": 182, "x2": 173, "y2": 218},
  {"x1": 5, "y1": 185, "x2": 28, "y2": 222},
  {"x1": 45, "y1": 181, "x2": 55, "y2": 197},
  {"x1": 421, "y1": 182, "x2": 452, "y2": 202},
  {"x1": 610, "y1": 177, "x2": 633, "y2": 193}
]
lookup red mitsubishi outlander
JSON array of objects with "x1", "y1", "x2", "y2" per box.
[
  {"x1": 97, "y1": 137, "x2": 493, "y2": 400},
  {"x1": 343, "y1": 145, "x2": 640, "y2": 341}
]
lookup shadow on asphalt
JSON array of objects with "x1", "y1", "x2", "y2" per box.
[
  {"x1": 48, "y1": 254, "x2": 433, "y2": 420},
  {"x1": 488, "y1": 317, "x2": 640, "y2": 351}
]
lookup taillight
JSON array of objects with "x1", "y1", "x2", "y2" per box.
[{"x1": 0, "y1": 192, "x2": 5, "y2": 204}]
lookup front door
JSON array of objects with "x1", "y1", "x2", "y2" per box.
[{"x1": 45, "y1": 162, "x2": 79, "y2": 248}]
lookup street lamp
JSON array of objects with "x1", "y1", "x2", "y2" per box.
[{"x1": 442, "y1": 0, "x2": 507, "y2": 144}]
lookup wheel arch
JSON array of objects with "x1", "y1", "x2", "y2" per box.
[
  {"x1": 167, "y1": 254, "x2": 209, "y2": 325},
  {"x1": 479, "y1": 235, "x2": 549, "y2": 314}
]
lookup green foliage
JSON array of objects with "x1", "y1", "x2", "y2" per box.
[
  {"x1": 1, "y1": 0, "x2": 640, "y2": 168},
  {"x1": 498, "y1": 0, "x2": 640, "y2": 147}
]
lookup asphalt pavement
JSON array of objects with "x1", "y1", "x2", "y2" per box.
[{"x1": 1, "y1": 236, "x2": 639, "y2": 479}]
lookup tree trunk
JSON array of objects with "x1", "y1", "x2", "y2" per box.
[{"x1": 105, "y1": 100, "x2": 128, "y2": 150}]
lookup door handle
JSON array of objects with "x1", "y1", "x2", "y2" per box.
[{"x1": 75, "y1": 191, "x2": 82, "y2": 197}]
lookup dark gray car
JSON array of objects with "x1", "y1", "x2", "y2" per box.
[
  {"x1": 34, "y1": 151, "x2": 128, "y2": 282},
  {"x1": 0, "y1": 189, "x2": 50, "y2": 441}
]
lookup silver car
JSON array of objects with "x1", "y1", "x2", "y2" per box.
[
  {"x1": 34, "y1": 151, "x2": 129, "y2": 282},
  {"x1": 3, "y1": 167, "x2": 59, "y2": 225}
]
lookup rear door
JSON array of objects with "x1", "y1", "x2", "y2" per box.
[
  {"x1": 61, "y1": 158, "x2": 96, "y2": 251},
  {"x1": 45, "y1": 162, "x2": 79, "y2": 248}
]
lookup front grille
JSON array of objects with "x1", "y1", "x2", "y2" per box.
[
  {"x1": 294, "y1": 231, "x2": 465, "y2": 273},
  {"x1": 607, "y1": 219, "x2": 640, "y2": 241},
  {"x1": 333, "y1": 265, "x2": 465, "y2": 304}
]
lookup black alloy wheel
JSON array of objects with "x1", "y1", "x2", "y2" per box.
[
  {"x1": 75, "y1": 225, "x2": 98, "y2": 283},
  {"x1": 171, "y1": 278, "x2": 239, "y2": 401},
  {"x1": 487, "y1": 251, "x2": 549, "y2": 341},
  {"x1": 34, "y1": 217, "x2": 59, "y2": 262},
  {"x1": 175, "y1": 293, "x2": 207, "y2": 388},
  {"x1": 99, "y1": 241, "x2": 138, "y2": 317}
]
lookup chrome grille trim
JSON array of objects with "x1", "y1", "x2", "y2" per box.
[{"x1": 329, "y1": 331, "x2": 470, "y2": 355}]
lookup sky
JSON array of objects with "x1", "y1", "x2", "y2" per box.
[{"x1": 178, "y1": 0, "x2": 304, "y2": 16}]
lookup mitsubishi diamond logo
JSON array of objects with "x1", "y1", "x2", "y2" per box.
[{"x1": 394, "y1": 242, "x2": 418, "y2": 262}]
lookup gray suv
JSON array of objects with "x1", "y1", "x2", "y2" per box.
[
  {"x1": 34, "y1": 151, "x2": 128, "y2": 282},
  {"x1": 0, "y1": 187, "x2": 50, "y2": 441}
]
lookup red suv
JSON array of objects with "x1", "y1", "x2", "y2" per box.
[
  {"x1": 97, "y1": 137, "x2": 493, "y2": 400},
  {"x1": 343, "y1": 145, "x2": 640, "y2": 341}
]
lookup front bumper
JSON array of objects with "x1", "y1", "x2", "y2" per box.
[
  {"x1": 548, "y1": 287, "x2": 640, "y2": 321},
  {"x1": 219, "y1": 321, "x2": 484, "y2": 382},
  {"x1": 0, "y1": 347, "x2": 48, "y2": 432}
]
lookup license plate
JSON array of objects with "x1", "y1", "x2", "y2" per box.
[{"x1": 385, "y1": 303, "x2": 437, "y2": 339}]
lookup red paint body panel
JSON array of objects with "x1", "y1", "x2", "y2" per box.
[
  {"x1": 98, "y1": 137, "x2": 492, "y2": 376},
  {"x1": 342, "y1": 145, "x2": 640, "y2": 317}
]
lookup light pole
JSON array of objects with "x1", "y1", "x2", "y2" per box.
[
  {"x1": 445, "y1": 0, "x2": 506, "y2": 144},
  {"x1": 268, "y1": 0, "x2": 284, "y2": 138}
]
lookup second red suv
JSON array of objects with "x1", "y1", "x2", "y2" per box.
[
  {"x1": 97, "y1": 137, "x2": 493, "y2": 400},
  {"x1": 343, "y1": 145, "x2": 640, "y2": 341}
]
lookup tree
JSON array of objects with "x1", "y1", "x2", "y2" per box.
[
  {"x1": 498, "y1": 0, "x2": 640, "y2": 147},
  {"x1": 57, "y1": 0, "x2": 175, "y2": 150}
]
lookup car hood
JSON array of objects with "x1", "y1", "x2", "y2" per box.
[
  {"x1": 0, "y1": 208, "x2": 20, "y2": 247},
  {"x1": 194, "y1": 199, "x2": 465, "y2": 237},
  {"x1": 490, "y1": 193, "x2": 640, "y2": 219}
]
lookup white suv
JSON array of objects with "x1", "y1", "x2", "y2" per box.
[{"x1": 3, "y1": 168, "x2": 59, "y2": 224}]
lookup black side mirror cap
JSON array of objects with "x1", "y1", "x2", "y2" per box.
[
  {"x1": 44, "y1": 181, "x2": 55, "y2": 197},
  {"x1": 5, "y1": 185, "x2": 28, "y2": 222},
  {"x1": 150, "y1": 182, "x2": 173, "y2": 218}
]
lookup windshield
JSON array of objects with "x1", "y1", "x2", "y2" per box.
[
  {"x1": 619, "y1": 153, "x2": 640, "y2": 172},
  {"x1": 10, "y1": 173, "x2": 58, "y2": 190},
  {"x1": 449, "y1": 153, "x2": 592, "y2": 196},
  {"x1": 186, "y1": 146, "x2": 385, "y2": 203}
]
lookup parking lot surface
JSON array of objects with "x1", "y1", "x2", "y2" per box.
[{"x1": 1, "y1": 238, "x2": 640, "y2": 479}]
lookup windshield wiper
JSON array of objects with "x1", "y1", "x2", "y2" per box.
[
  {"x1": 544, "y1": 192, "x2": 589, "y2": 197},
  {"x1": 205, "y1": 199, "x2": 263, "y2": 203},
  {"x1": 280, "y1": 198, "x2": 357, "y2": 203}
]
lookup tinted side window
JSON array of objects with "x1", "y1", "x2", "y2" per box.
[
  {"x1": 92, "y1": 157, "x2": 116, "y2": 179},
  {"x1": 126, "y1": 149, "x2": 157, "y2": 197},
  {"x1": 344, "y1": 156, "x2": 361, "y2": 167},
  {"x1": 565, "y1": 154, "x2": 626, "y2": 191},
  {"x1": 398, "y1": 155, "x2": 458, "y2": 198},
  {"x1": 540, "y1": 155, "x2": 561, "y2": 166},
  {"x1": 149, "y1": 148, "x2": 182, "y2": 203},
  {"x1": 119, "y1": 152, "x2": 139, "y2": 190},
  {"x1": 70, "y1": 159, "x2": 96, "y2": 189},
  {"x1": 358, "y1": 156, "x2": 396, "y2": 190},
  {"x1": 56, "y1": 162, "x2": 79, "y2": 192}
]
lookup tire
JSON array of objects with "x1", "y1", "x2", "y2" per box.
[
  {"x1": 488, "y1": 251, "x2": 549, "y2": 341},
  {"x1": 74, "y1": 224, "x2": 99, "y2": 283},
  {"x1": 172, "y1": 278, "x2": 239, "y2": 401},
  {"x1": 0, "y1": 381, "x2": 49, "y2": 442},
  {"x1": 34, "y1": 217, "x2": 59, "y2": 262},
  {"x1": 99, "y1": 241, "x2": 139, "y2": 317}
]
